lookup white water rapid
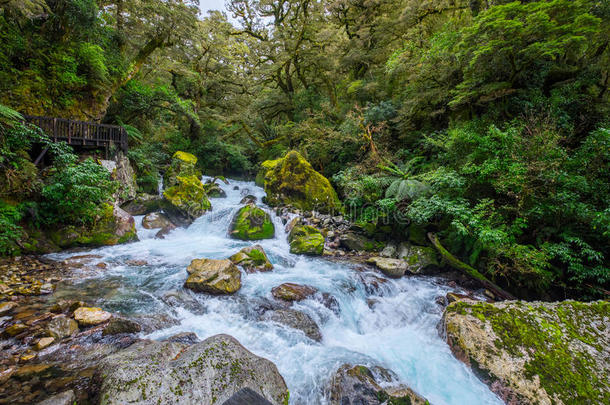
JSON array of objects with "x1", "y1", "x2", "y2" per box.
[{"x1": 49, "y1": 178, "x2": 502, "y2": 405}]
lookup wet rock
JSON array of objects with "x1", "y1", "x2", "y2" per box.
[
  {"x1": 95, "y1": 334, "x2": 289, "y2": 405},
  {"x1": 184, "y1": 258, "x2": 241, "y2": 294},
  {"x1": 125, "y1": 259, "x2": 148, "y2": 266},
  {"x1": 442, "y1": 300, "x2": 610, "y2": 405},
  {"x1": 73, "y1": 307, "x2": 112, "y2": 326},
  {"x1": 240, "y1": 195, "x2": 257, "y2": 204},
  {"x1": 366, "y1": 257, "x2": 408, "y2": 278},
  {"x1": 162, "y1": 175, "x2": 211, "y2": 227},
  {"x1": 162, "y1": 290, "x2": 205, "y2": 314},
  {"x1": 261, "y1": 309, "x2": 322, "y2": 341},
  {"x1": 271, "y1": 283, "x2": 317, "y2": 302},
  {"x1": 223, "y1": 387, "x2": 273, "y2": 405},
  {"x1": 380, "y1": 242, "x2": 397, "y2": 258},
  {"x1": 164, "y1": 332, "x2": 200, "y2": 345},
  {"x1": 260, "y1": 150, "x2": 341, "y2": 213},
  {"x1": 204, "y1": 182, "x2": 227, "y2": 198},
  {"x1": 288, "y1": 225, "x2": 324, "y2": 255},
  {"x1": 102, "y1": 317, "x2": 142, "y2": 336},
  {"x1": 0, "y1": 301, "x2": 17, "y2": 314},
  {"x1": 47, "y1": 315, "x2": 79, "y2": 339},
  {"x1": 446, "y1": 292, "x2": 478, "y2": 304},
  {"x1": 230, "y1": 245, "x2": 273, "y2": 273},
  {"x1": 121, "y1": 193, "x2": 162, "y2": 216},
  {"x1": 14, "y1": 363, "x2": 60, "y2": 380},
  {"x1": 4, "y1": 322, "x2": 27, "y2": 336},
  {"x1": 35, "y1": 337, "x2": 55, "y2": 350},
  {"x1": 329, "y1": 364, "x2": 428, "y2": 405},
  {"x1": 36, "y1": 390, "x2": 76, "y2": 405},
  {"x1": 155, "y1": 223, "x2": 177, "y2": 239},
  {"x1": 229, "y1": 203, "x2": 275, "y2": 240},
  {"x1": 142, "y1": 212, "x2": 172, "y2": 229}
]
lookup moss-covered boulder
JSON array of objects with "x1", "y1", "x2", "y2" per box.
[
  {"x1": 121, "y1": 193, "x2": 162, "y2": 216},
  {"x1": 399, "y1": 244, "x2": 440, "y2": 275},
  {"x1": 229, "y1": 204, "x2": 274, "y2": 240},
  {"x1": 255, "y1": 158, "x2": 281, "y2": 187},
  {"x1": 271, "y1": 283, "x2": 317, "y2": 302},
  {"x1": 442, "y1": 300, "x2": 610, "y2": 405},
  {"x1": 164, "y1": 151, "x2": 200, "y2": 188},
  {"x1": 184, "y1": 258, "x2": 241, "y2": 294},
  {"x1": 229, "y1": 245, "x2": 273, "y2": 273},
  {"x1": 49, "y1": 203, "x2": 138, "y2": 248},
  {"x1": 162, "y1": 175, "x2": 211, "y2": 226},
  {"x1": 261, "y1": 151, "x2": 341, "y2": 213},
  {"x1": 288, "y1": 225, "x2": 325, "y2": 255},
  {"x1": 203, "y1": 181, "x2": 227, "y2": 198}
]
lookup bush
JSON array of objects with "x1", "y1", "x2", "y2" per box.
[
  {"x1": 41, "y1": 158, "x2": 118, "y2": 226},
  {"x1": 0, "y1": 200, "x2": 25, "y2": 256}
]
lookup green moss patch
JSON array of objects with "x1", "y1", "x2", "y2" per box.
[{"x1": 229, "y1": 204, "x2": 275, "y2": 240}]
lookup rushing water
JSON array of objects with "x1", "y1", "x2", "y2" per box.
[{"x1": 48, "y1": 178, "x2": 502, "y2": 405}]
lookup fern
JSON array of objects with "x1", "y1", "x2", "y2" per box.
[
  {"x1": 385, "y1": 178, "x2": 429, "y2": 201},
  {"x1": 0, "y1": 104, "x2": 23, "y2": 127},
  {"x1": 120, "y1": 123, "x2": 144, "y2": 143}
]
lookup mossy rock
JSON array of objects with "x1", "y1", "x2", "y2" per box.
[
  {"x1": 288, "y1": 225, "x2": 324, "y2": 255},
  {"x1": 164, "y1": 151, "x2": 201, "y2": 188},
  {"x1": 184, "y1": 258, "x2": 241, "y2": 294},
  {"x1": 261, "y1": 151, "x2": 341, "y2": 213},
  {"x1": 48, "y1": 203, "x2": 138, "y2": 248},
  {"x1": 229, "y1": 204, "x2": 275, "y2": 240},
  {"x1": 162, "y1": 175, "x2": 211, "y2": 226},
  {"x1": 229, "y1": 244, "x2": 273, "y2": 273},
  {"x1": 255, "y1": 158, "x2": 281, "y2": 187},
  {"x1": 443, "y1": 300, "x2": 610, "y2": 405}
]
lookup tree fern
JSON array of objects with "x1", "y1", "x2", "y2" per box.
[
  {"x1": 379, "y1": 157, "x2": 429, "y2": 201},
  {"x1": 120, "y1": 123, "x2": 144, "y2": 143}
]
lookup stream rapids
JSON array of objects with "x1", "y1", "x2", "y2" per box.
[{"x1": 48, "y1": 178, "x2": 502, "y2": 405}]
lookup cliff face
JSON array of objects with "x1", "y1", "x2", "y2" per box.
[{"x1": 442, "y1": 300, "x2": 610, "y2": 405}]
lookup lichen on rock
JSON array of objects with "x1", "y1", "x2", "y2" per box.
[
  {"x1": 184, "y1": 258, "x2": 241, "y2": 294},
  {"x1": 260, "y1": 151, "x2": 341, "y2": 213},
  {"x1": 442, "y1": 300, "x2": 610, "y2": 405},
  {"x1": 229, "y1": 245, "x2": 273, "y2": 273},
  {"x1": 164, "y1": 151, "x2": 200, "y2": 188}
]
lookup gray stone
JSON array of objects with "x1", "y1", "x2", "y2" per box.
[
  {"x1": 261, "y1": 309, "x2": 322, "y2": 341},
  {"x1": 95, "y1": 334, "x2": 289, "y2": 405},
  {"x1": 36, "y1": 390, "x2": 75, "y2": 405},
  {"x1": 46, "y1": 315, "x2": 79, "y2": 340}
]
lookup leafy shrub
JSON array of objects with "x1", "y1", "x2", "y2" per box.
[
  {"x1": 41, "y1": 158, "x2": 118, "y2": 226},
  {"x1": 0, "y1": 200, "x2": 25, "y2": 256}
]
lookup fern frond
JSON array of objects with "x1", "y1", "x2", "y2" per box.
[{"x1": 0, "y1": 104, "x2": 23, "y2": 127}]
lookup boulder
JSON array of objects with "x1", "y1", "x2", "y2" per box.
[
  {"x1": 229, "y1": 204, "x2": 275, "y2": 240},
  {"x1": 230, "y1": 245, "x2": 274, "y2": 273},
  {"x1": 142, "y1": 212, "x2": 172, "y2": 229},
  {"x1": 100, "y1": 150, "x2": 137, "y2": 203},
  {"x1": 329, "y1": 364, "x2": 428, "y2": 405},
  {"x1": 121, "y1": 193, "x2": 162, "y2": 216},
  {"x1": 339, "y1": 232, "x2": 376, "y2": 252},
  {"x1": 164, "y1": 332, "x2": 200, "y2": 345},
  {"x1": 73, "y1": 307, "x2": 112, "y2": 326},
  {"x1": 261, "y1": 309, "x2": 322, "y2": 341},
  {"x1": 366, "y1": 257, "x2": 408, "y2": 278},
  {"x1": 164, "y1": 151, "x2": 200, "y2": 188},
  {"x1": 240, "y1": 195, "x2": 257, "y2": 205},
  {"x1": 162, "y1": 175, "x2": 211, "y2": 226},
  {"x1": 271, "y1": 283, "x2": 317, "y2": 302},
  {"x1": 36, "y1": 390, "x2": 76, "y2": 405},
  {"x1": 261, "y1": 151, "x2": 341, "y2": 213},
  {"x1": 35, "y1": 337, "x2": 55, "y2": 350},
  {"x1": 288, "y1": 225, "x2": 324, "y2": 255},
  {"x1": 102, "y1": 317, "x2": 142, "y2": 336},
  {"x1": 255, "y1": 158, "x2": 281, "y2": 187},
  {"x1": 184, "y1": 258, "x2": 241, "y2": 294},
  {"x1": 46, "y1": 315, "x2": 79, "y2": 339},
  {"x1": 95, "y1": 334, "x2": 289, "y2": 405},
  {"x1": 442, "y1": 300, "x2": 610, "y2": 405},
  {"x1": 155, "y1": 223, "x2": 177, "y2": 239},
  {"x1": 203, "y1": 181, "x2": 227, "y2": 198},
  {"x1": 399, "y1": 244, "x2": 439, "y2": 274},
  {"x1": 49, "y1": 204, "x2": 138, "y2": 248}
]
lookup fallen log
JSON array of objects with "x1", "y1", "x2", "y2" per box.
[{"x1": 427, "y1": 232, "x2": 516, "y2": 300}]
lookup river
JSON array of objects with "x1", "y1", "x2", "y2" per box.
[{"x1": 48, "y1": 178, "x2": 502, "y2": 405}]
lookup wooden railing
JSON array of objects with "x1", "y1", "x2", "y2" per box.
[{"x1": 23, "y1": 115, "x2": 128, "y2": 152}]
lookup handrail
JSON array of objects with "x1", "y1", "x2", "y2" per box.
[{"x1": 23, "y1": 115, "x2": 128, "y2": 152}]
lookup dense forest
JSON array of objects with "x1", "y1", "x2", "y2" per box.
[{"x1": 1, "y1": 0, "x2": 608, "y2": 300}]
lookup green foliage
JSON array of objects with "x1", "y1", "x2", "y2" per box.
[
  {"x1": 0, "y1": 200, "x2": 25, "y2": 256},
  {"x1": 41, "y1": 158, "x2": 118, "y2": 226}
]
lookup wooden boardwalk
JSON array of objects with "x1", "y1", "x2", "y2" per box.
[{"x1": 24, "y1": 115, "x2": 128, "y2": 154}]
